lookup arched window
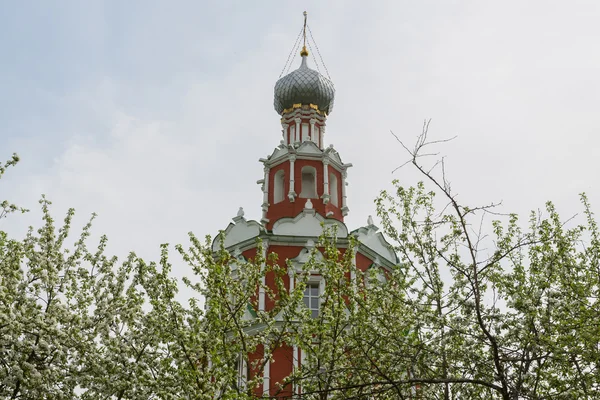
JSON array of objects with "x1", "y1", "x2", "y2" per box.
[
  {"x1": 274, "y1": 170, "x2": 285, "y2": 204},
  {"x1": 329, "y1": 172, "x2": 339, "y2": 206},
  {"x1": 299, "y1": 166, "x2": 317, "y2": 198}
]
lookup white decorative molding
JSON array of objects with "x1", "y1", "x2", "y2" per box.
[
  {"x1": 290, "y1": 246, "x2": 325, "y2": 270},
  {"x1": 304, "y1": 199, "x2": 313, "y2": 210},
  {"x1": 266, "y1": 145, "x2": 290, "y2": 162},
  {"x1": 341, "y1": 169, "x2": 350, "y2": 216},
  {"x1": 272, "y1": 208, "x2": 348, "y2": 238},
  {"x1": 261, "y1": 166, "x2": 270, "y2": 223},
  {"x1": 352, "y1": 224, "x2": 397, "y2": 264},
  {"x1": 296, "y1": 141, "x2": 322, "y2": 156},
  {"x1": 212, "y1": 215, "x2": 263, "y2": 252}
]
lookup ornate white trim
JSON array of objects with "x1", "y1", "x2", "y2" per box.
[
  {"x1": 352, "y1": 222, "x2": 397, "y2": 263},
  {"x1": 272, "y1": 206, "x2": 348, "y2": 238},
  {"x1": 261, "y1": 166, "x2": 270, "y2": 224},
  {"x1": 341, "y1": 169, "x2": 349, "y2": 216},
  {"x1": 212, "y1": 213, "x2": 264, "y2": 252}
]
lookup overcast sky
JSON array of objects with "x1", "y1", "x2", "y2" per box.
[{"x1": 1, "y1": 1, "x2": 599, "y2": 277}]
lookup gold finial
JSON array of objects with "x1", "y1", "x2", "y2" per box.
[{"x1": 300, "y1": 11, "x2": 309, "y2": 56}]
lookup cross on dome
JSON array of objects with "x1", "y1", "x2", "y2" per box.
[{"x1": 273, "y1": 12, "x2": 335, "y2": 116}]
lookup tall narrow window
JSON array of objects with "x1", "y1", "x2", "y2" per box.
[
  {"x1": 290, "y1": 125, "x2": 296, "y2": 143},
  {"x1": 301, "y1": 123, "x2": 309, "y2": 142},
  {"x1": 329, "y1": 172, "x2": 339, "y2": 206},
  {"x1": 274, "y1": 170, "x2": 285, "y2": 204},
  {"x1": 299, "y1": 166, "x2": 317, "y2": 198},
  {"x1": 313, "y1": 126, "x2": 320, "y2": 147},
  {"x1": 303, "y1": 282, "x2": 320, "y2": 318}
]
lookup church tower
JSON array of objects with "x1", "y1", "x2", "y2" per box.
[{"x1": 212, "y1": 13, "x2": 398, "y2": 397}]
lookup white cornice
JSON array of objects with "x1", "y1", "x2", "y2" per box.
[{"x1": 260, "y1": 145, "x2": 347, "y2": 171}]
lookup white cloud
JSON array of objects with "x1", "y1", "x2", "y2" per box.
[{"x1": 2, "y1": 0, "x2": 599, "y2": 280}]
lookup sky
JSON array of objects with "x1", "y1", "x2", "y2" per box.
[{"x1": 1, "y1": 1, "x2": 599, "y2": 281}]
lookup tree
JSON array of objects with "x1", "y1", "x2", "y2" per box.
[
  {"x1": 281, "y1": 122, "x2": 600, "y2": 399},
  {"x1": 2, "y1": 123, "x2": 599, "y2": 400},
  {"x1": 0, "y1": 153, "x2": 27, "y2": 220},
  {"x1": 0, "y1": 155, "x2": 309, "y2": 399},
  {"x1": 0, "y1": 154, "x2": 207, "y2": 399}
]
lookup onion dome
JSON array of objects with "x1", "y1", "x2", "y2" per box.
[{"x1": 274, "y1": 49, "x2": 335, "y2": 115}]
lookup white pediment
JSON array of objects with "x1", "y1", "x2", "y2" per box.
[
  {"x1": 267, "y1": 145, "x2": 290, "y2": 162},
  {"x1": 353, "y1": 225, "x2": 397, "y2": 264},
  {"x1": 272, "y1": 207, "x2": 348, "y2": 238},
  {"x1": 212, "y1": 215, "x2": 263, "y2": 251},
  {"x1": 296, "y1": 141, "x2": 323, "y2": 156},
  {"x1": 290, "y1": 245, "x2": 325, "y2": 265},
  {"x1": 329, "y1": 150, "x2": 342, "y2": 164}
]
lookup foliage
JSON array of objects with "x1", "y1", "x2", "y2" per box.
[
  {"x1": 0, "y1": 153, "x2": 28, "y2": 220},
  {"x1": 2, "y1": 131, "x2": 600, "y2": 400}
]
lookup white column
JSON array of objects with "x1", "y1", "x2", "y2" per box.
[
  {"x1": 293, "y1": 345, "x2": 299, "y2": 396},
  {"x1": 262, "y1": 166, "x2": 270, "y2": 222},
  {"x1": 341, "y1": 169, "x2": 349, "y2": 215},
  {"x1": 320, "y1": 124, "x2": 326, "y2": 147},
  {"x1": 288, "y1": 155, "x2": 296, "y2": 202},
  {"x1": 350, "y1": 248, "x2": 358, "y2": 293},
  {"x1": 309, "y1": 118, "x2": 316, "y2": 144},
  {"x1": 288, "y1": 268, "x2": 295, "y2": 292},
  {"x1": 322, "y1": 159, "x2": 330, "y2": 204},
  {"x1": 259, "y1": 239, "x2": 269, "y2": 312},
  {"x1": 294, "y1": 118, "x2": 301, "y2": 143},
  {"x1": 282, "y1": 123, "x2": 289, "y2": 145},
  {"x1": 263, "y1": 341, "x2": 270, "y2": 395}
]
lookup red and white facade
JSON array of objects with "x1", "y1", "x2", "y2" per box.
[{"x1": 212, "y1": 50, "x2": 398, "y2": 398}]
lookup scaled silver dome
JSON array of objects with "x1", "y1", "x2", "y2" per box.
[{"x1": 274, "y1": 55, "x2": 335, "y2": 115}]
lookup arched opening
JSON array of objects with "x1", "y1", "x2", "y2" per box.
[
  {"x1": 299, "y1": 166, "x2": 317, "y2": 198},
  {"x1": 329, "y1": 172, "x2": 339, "y2": 206},
  {"x1": 274, "y1": 170, "x2": 285, "y2": 204}
]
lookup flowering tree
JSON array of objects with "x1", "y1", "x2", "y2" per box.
[
  {"x1": 305, "y1": 123, "x2": 600, "y2": 399},
  {"x1": 278, "y1": 123, "x2": 600, "y2": 399},
  {"x1": 2, "y1": 134, "x2": 599, "y2": 400}
]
